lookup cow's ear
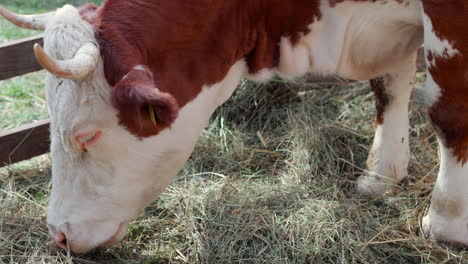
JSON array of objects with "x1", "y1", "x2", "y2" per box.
[{"x1": 111, "y1": 67, "x2": 179, "y2": 137}]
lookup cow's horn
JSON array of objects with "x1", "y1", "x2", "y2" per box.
[
  {"x1": 0, "y1": 5, "x2": 54, "y2": 31},
  {"x1": 34, "y1": 43, "x2": 99, "y2": 80}
]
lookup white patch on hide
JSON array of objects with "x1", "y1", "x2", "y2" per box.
[
  {"x1": 422, "y1": 12, "x2": 460, "y2": 68},
  {"x1": 423, "y1": 72, "x2": 442, "y2": 107},
  {"x1": 246, "y1": 68, "x2": 275, "y2": 82},
  {"x1": 277, "y1": 37, "x2": 311, "y2": 78},
  {"x1": 274, "y1": 0, "x2": 423, "y2": 80}
]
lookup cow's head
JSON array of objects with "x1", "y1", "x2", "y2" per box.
[{"x1": 0, "y1": 5, "x2": 213, "y2": 253}]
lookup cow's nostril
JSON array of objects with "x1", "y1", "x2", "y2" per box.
[{"x1": 54, "y1": 232, "x2": 67, "y2": 249}]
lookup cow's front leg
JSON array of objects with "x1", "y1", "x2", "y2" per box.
[
  {"x1": 421, "y1": 62, "x2": 468, "y2": 248},
  {"x1": 357, "y1": 55, "x2": 417, "y2": 197}
]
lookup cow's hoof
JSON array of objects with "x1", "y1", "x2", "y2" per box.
[
  {"x1": 356, "y1": 173, "x2": 395, "y2": 198},
  {"x1": 422, "y1": 214, "x2": 468, "y2": 251}
]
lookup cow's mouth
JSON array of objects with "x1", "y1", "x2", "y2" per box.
[
  {"x1": 99, "y1": 221, "x2": 130, "y2": 249},
  {"x1": 50, "y1": 221, "x2": 130, "y2": 254}
]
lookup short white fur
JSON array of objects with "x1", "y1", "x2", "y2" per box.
[{"x1": 422, "y1": 143, "x2": 468, "y2": 245}]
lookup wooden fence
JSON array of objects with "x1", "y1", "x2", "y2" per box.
[
  {"x1": 0, "y1": 35, "x2": 49, "y2": 167},
  {"x1": 0, "y1": 34, "x2": 427, "y2": 168}
]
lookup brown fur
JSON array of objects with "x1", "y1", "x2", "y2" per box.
[
  {"x1": 88, "y1": 0, "x2": 321, "y2": 138},
  {"x1": 423, "y1": 0, "x2": 468, "y2": 164},
  {"x1": 370, "y1": 77, "x2": 390, "y2": 125},
  {"x1": 111, "y1": 67, "x2": 179, "y2": 138}
]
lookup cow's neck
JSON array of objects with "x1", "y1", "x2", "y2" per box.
[{"x1": 95, "y1": 0, "x2": 320, "y2": 109}]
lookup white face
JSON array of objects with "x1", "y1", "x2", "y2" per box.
[
  {"x1": 41, "y1": 6, "x2": 247, "y2": 253},
  {"x1": 36, "y1": 5, "x2": 230, "y2": 253},
  {"x1": 45, "y1": 61, "x2": 245, "y2": 253},
  {"x1": 46, "y1": 78, "x2": 197, "y2": 253}
]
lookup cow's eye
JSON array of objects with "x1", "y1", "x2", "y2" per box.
[{"x1": 75, "y1": 130, "x2": 103, "y2": 150}]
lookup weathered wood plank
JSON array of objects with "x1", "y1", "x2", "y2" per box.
[
  {"x1": 0, "y1": 120, "x2": 50, "y2": 167},
  {"x1": 0, "y1": 34, "x2": 44, "y2": 81}
]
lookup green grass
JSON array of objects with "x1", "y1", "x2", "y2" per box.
[
  {"x1": 0, "y1": 72, "x2": 47, "y2": 129},
  {"x1": 0, "y1": 3, "x2": 50, "y2": 130},
  {"x1": 1, "y1": 1, "x2": 468, "y2": 264}
]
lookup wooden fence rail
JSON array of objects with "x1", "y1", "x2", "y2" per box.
[
  {"x1": 0, "y1": 120, "x2": 50, "y2": 167},
  {"x1": 0, "y1": 34, "x2": 427, "y2": 168},
  {"x1": 0, "y1": 35, "x2": 44, "y2": 81},
  {"x1": 0, "y1": 35, "x2": 50, "y2": 167}
]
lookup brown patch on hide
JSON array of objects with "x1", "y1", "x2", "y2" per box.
[
  {"x1": 431, "y1": 198, "x2": 463, "y2": 219},
  {"x1": 111, "y1": 67, "x2": 179, "y2": 138},
  {"x1": 92, "y1": 0, "x2": 321, "y2": 138},
  {"x1": 370, "y1": 77, "x2": 389, "y2": 125},
  {"x1": 423, "y1": 1, "x2": 468, "y2": 164}
]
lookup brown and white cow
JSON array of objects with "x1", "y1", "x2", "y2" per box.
[{"x1": 0, "y1": 0, "x2": 466, "y2": 253}]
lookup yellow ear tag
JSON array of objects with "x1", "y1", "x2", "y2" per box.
[{"x1": 148, "y1": 104, "x2": 158, "y2": 126}]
